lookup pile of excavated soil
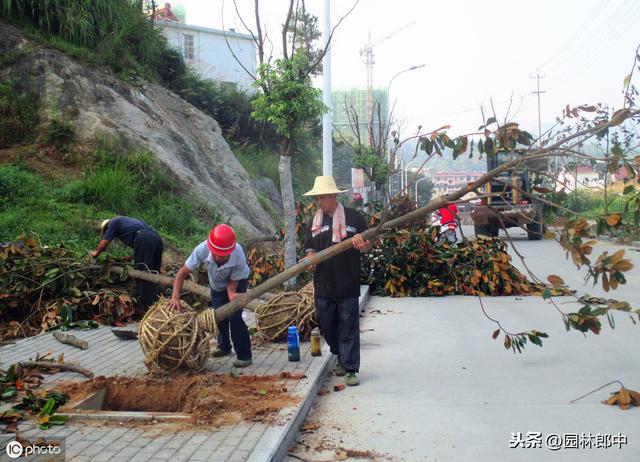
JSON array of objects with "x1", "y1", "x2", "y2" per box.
[{"x1": 57, "y1": 372, "x2": 302, "y2": 426}]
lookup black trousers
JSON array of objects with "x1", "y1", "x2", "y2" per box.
[
  {"x1": 211, "y1": 278, "x2": 252, "y2": 361},
  {"x1": 315, "y1": 297, "x2": 360, "y2": 372},
  {"x1": 132, "y1": 229, "x2": 163, "y2": 311}
]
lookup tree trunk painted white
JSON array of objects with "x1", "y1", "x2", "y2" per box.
[{"x1": 279, "y1": 155, "x2": 297, "y2": 287}]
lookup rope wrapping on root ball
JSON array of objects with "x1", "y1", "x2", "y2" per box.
[
  {"x1": 139, "y1": 297, "x2": 217, "y2": 373},
  {"x1": 255, "y1": 282, "x2": 317, "y2": 342}
]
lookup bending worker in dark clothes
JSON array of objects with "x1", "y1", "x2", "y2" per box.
[
  {"x1": 91, "y1": 216, "x2": 163, "y2": 315},
  {"x1": 302, "y1": 176, "x2": 372, "y2": 387}
]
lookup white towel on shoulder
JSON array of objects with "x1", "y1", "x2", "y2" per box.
[{"x1": 311, "y1": 203, "x2": 347, "y2": 243}]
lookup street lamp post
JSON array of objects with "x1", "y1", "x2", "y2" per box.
[
  {"x1": 385, "y1": 64, "x2": 425, "y2": 199},
  {"x1": 388, "y1": 64, "x2": 426, "y2": 96},
  {"x1": 414, "y1": 175, "x2": 430, "y2": 205},
  {"x1": 404, "y1": 159, "x2": 423, "y2": 197}
]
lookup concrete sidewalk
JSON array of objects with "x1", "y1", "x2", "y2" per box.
[
  {"x1": 288, "y1": 232, "x2": 640, "y2": 461},
  {"x1": 290, "y1": 294, "x2": 640, "y2": 461},
  {"x1": 0, "y1": 286, "x2": 369, "y2": 462}
]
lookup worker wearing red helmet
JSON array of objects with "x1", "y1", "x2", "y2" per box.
[{"x1": 168, "y1": 224, "x2": 252, "y2": 367}]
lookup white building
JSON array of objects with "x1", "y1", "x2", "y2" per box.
[{"x1": 157, "y1": 20, "x2": 256, "y2": 92}]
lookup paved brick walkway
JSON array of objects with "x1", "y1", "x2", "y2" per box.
[{"x1": 0, "y1": 287, "x2": 368, "y2": 461}]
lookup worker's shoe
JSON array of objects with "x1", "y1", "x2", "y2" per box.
[
  {"x1": 212, "y1": 348, "x2": 231, "y2": 357},
  {"x1": 345, "y1": 372, "x2": 360, "y2": 386},
  {"x1": 333, "y1": 360, "x2": 346, "y2": 377},
  {"x1": 233, "y1": 358, "x2": 253, "y2": 368}
]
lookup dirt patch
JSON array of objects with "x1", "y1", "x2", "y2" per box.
[
  {"x1": 0, "y1": 145, "x2": 83, "y2": 180},
  {"x1": 56, "y1": 372, "x2": 300, "y2": 426}
]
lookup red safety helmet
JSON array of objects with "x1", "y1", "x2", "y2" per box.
[{"x1": 207, "y1": 224, "x2": 237, "y2": 256}]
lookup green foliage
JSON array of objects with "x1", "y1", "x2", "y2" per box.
[
  {"x1": 168, "y1": 72, "x2": 280, "y2": 148},
  {"x1": 0, "y1": 139, "x2": 222, "y2": 255},
  {"x1": 549, "y1": 189, "x2": 630, "y2": 220},
  {"x1": 352, "y1": 144, "x2": 388, "y2": 190},
  {"x1": 45, "y1": 117, "x2": 74, "y2": 148},
  {"x1": 0, "y1": 78, "x2": 38, "y2": 148},
  {"x1": 1, "y1": 0, "x2": 167, "y2": 80},
  {"x1": 360, "y1": 198, "x2": 558, "y2": 297},
  {"x1": 415, "y1": 175, "x2": 434, "y2": 205},
  {"x1": 0, "y1": 236, "x2": 138, "y2": 333},
  {"x1": 252, "y1": 54, "x2": 326, "y2": 140},
  {"x1": 0, "y1": 165, "x2": 45, "y2": 209},
  {"x1": 81, "y1": 165, "x2": 138, "y2": 215},
  {"x1": 286, "y1": 9, "x2": 323, "y2": 76},
  {"x1": 233, "y1": 143, "x2": 281, "y2": 185}
]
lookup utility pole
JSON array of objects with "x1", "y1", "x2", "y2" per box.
[
  {"x1": 530, "y1": 70, "x2": 546, "y2": 149},
  {"x1": 360, "y1": 32, "x2": 375, "y2": 146},
  {"x1": 322, "y1": 0, "x2": 332, "y2": 176}
]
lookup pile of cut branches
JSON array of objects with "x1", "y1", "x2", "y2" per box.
[
  {"x1": 361, "y1": 197, "x2": 564, "y2": 297},
  {"x1": 361, "y1": 230, "x2": 556, "y2": 297},
  {"x1": 0, "y1": 236, "x2": 135, "y2": 340}
]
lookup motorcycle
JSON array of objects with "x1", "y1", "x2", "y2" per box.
[{"x1": 431, "y1": 211, "x2": 459, "y2": 245}]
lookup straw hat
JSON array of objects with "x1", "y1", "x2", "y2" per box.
[
  {"x1": 303, "y1": 176, "x2": 348, "y2": 196},
  {"x1": 99, "y1": 219, "x2": 110, "y2": 237}
]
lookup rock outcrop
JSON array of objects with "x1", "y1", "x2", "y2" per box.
[{"x1": 0, "y1": 21, "x2": 275, "y2": 238}]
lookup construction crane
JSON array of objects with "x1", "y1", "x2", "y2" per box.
[{"x1": 359, "y1": 22, "x2": 415, "y2": 143}]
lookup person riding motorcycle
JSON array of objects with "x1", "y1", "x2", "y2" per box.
[{"x1": 432, "y1": 199, "x2": 459, "y2": 245}]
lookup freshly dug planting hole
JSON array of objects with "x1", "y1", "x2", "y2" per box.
[{"x1": 57, "y1": 373, "x2": 301, "y2": 425}]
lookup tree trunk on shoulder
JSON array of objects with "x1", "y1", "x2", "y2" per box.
[{"x1": 279, "y1": 154, "x2": 297, "y2": 288}]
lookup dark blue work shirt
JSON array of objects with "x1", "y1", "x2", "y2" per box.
[{"x1": 103, "y1": 216, "x2": 150, "y2": 248}]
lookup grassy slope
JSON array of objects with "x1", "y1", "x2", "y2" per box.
[{"x1": 0, "y1": 142, "x2": 220, "y2": 260}]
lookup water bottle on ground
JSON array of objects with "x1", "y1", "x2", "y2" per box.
[
  {"x1": 287, "y1": 326, "x2": 300, "y2": 361},
  {"x1": 310, "y1": 327, "x2": 322, "y2": 357}
]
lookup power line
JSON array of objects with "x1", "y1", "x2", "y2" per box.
[
  {"x1": 538, "y1": 1, "x2": 608, "y2": 71},
  {"x1": 403, "y1": 93, "x2": 535, "y2": 124},
  {"x1": 543, "y1": 0, "x2": 634, "y2": 77}
]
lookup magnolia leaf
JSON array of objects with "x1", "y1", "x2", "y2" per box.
[
  {"x1": 547, "y1": 275, "x2": 565, "y2": 286},
  {"x1": 603, "y1": 386, "x2": 640, "y2": 410},
  {"x1": 605, "y1": 214, "x2": 622, "y2": 227},
  {"x1": 610, "y1": 108, "x2": 631, "y2": 127}
]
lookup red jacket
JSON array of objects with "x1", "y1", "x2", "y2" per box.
[{"x1": 438, "y1": 203, "x2": 458, "y2": 224}]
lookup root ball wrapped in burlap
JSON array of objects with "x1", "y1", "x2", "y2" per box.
[
  {"x1": 139, "y1": 297, "x2": 217, "y2": 373},
  {"x1": 255, "y1": 282, "x2": 316, "y2": 342}
]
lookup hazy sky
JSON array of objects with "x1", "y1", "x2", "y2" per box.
[{"x1": 176, "y1": 0, "x2": 639, "y2": 138}]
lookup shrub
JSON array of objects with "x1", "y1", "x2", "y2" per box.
[
  {"x1": 0, "y1": 78, "x2": 37, "y2": 147},
  {"x1": 0, "y1": 165, "x2": 44, "y2": 209},
  {"x1": 1, "y1": 0, "x2": 170, "y2": 80},
  {"x1": 81, "y1": 166, "x2": 139, "y2": 215},
  {"x1": 45, "y1": 117, "x2": 74, "y2": 148}
]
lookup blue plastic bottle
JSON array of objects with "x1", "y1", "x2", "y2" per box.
[{"x1": 287, "y1": 326, "x2": 300, "y2": 361}]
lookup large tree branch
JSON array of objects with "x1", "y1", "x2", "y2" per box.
[
  {"x1": 211, "y1": 110, "x2": 639, "y2": 323},
  {"x1": 221, "y1": 0, "x2": 258, "y2": 81},
  {"x1": 282, "y1": 0, "x2": 295, "y2": 60}
]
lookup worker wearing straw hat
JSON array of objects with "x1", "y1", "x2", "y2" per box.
[{"x1": 302, "y1": 176, "x2": 372, "y2": 386}]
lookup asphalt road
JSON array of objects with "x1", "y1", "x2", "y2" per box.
[{"x1": 287, "y1": 227, "x2": 640, "y2": 462}]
